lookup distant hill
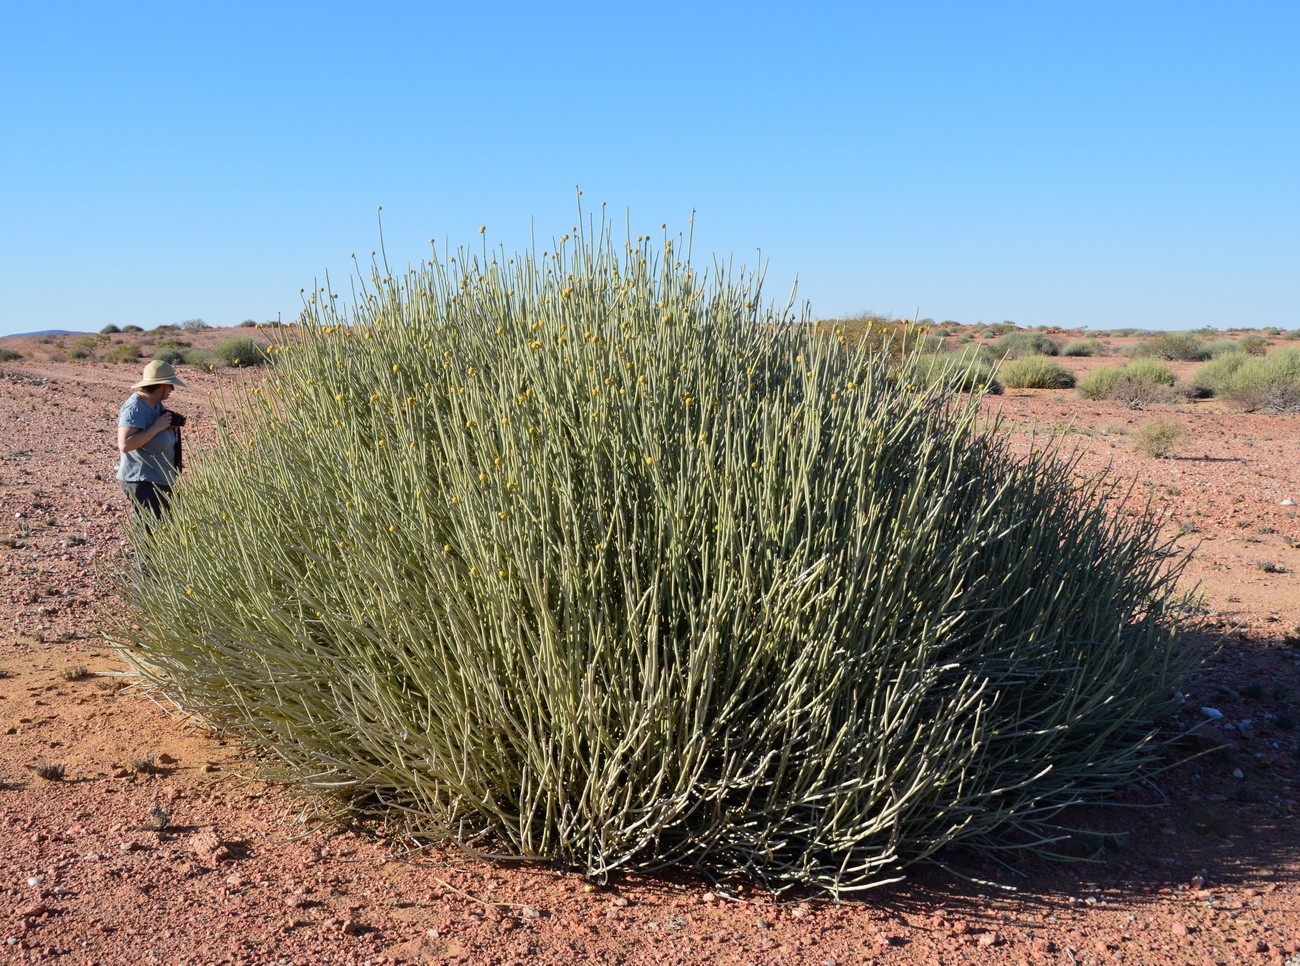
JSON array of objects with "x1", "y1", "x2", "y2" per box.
[{"x1": 3, "y1": 329, "x2": 85, "y2": 338}]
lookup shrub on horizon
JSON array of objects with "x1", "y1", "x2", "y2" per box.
[
  {"x1": 113, "y1": 215, "x2": 1198, "y2": 895},
  {"x1": 100, "y1": 324, "x2": 121, "y2": 335}
]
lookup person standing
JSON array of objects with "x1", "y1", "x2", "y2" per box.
[{"x1": 118, "y1": 359, "x2": 186, "y2": 519}]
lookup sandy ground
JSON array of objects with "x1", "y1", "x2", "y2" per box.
[{"x1": 1, "y1": 336, "x2": 1298, "y2": 964}]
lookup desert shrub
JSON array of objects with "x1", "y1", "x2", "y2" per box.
[
  {"x1": 67, "y1": 347, "x2": 94, "y2": 360},
  {"x1": 1076, "y1": 360, "x2": 1179, "y2": 408},
  {"x1": 0, "y1": 347, "x2": 23, "y2": 362},
  {"x1": 908, "y1": 351, "x2": 1002, "y2": 394},
  {"x1": 989, "y1": 331, "x2": 1059, "y2": 359},
  {"x1": 1131, "y1": 419, "x2": 1189, "y2": 458},
  {"x1": 122, "y1": 324, "x2": 144, "y2": 333},
  {"x1": 100, "y1": 324, "x2": 121, "y2": 334},
  {"x1": 101, "y1": 343, "x2": 140, "y2": 364},
  {"x1": 153, "y1": 346, "x2": 189, "y2": 366},
  {"x1": 239, "y1": 319, "x2": 258, "y2": 327},
  {"x1": 72, "y1": 334, "x2": 98, "y2": 351},
  {"x1": 114, "y1": 218, "x2": 1196, "y2": 895},
  {"x1": 1076, "y1": 366, "x2": 1124, "y2": 400},
  {"x1": 1216, "y1": 346, "x2": 1300, "y2": 412},
  {"x1": 1060, "y1": 339, "x2": 1100, "y2": 357},
  {"x1": 1132, "y1": 332, "x2": 1209, "y2": 362},
  {"x1": 1191, "y1": 351, "x2": 1249, "y2": 396},
  {"x1": 208, "y1": 336, "x2": 267, "y2": 368},
  {"x1": 999, "y1": 355, "x2": 1076, "y2": 390},
  {"x1": 1125, "y1": 358, "x2": 1178, "y2": 386},
  {"x1": 1204, "y1": 338, "x2": 1243, "y2": 358},
  {"x1": 1237, "y1": 333, "x2": 1269, "y2": 355},
  {"x1": 179, "y1": 318, "x2": 210, "y2": 331}
]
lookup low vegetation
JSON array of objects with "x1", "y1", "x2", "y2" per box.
[
  {"x1": 999, "y1": 354, "x2": 1076, "y2": 389},
  {"x1": 1131, "y1": 419, "x2": 1190, "y2": 458}
]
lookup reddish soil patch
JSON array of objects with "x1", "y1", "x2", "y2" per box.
[{"x1": 2, "y1": 335, "x2": 1298, "y2": 964}]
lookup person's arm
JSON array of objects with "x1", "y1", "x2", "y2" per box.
[{"x1": 118, "y1": 412, "x2": 174, "y2": 453}]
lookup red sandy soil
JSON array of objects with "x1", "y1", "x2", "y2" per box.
[{"x1": 1, "y1": 332, "x2": 1298, "y2": 965}]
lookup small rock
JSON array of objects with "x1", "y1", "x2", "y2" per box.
[
  {"x1": 340, "y1": 919, "x2": 361, "y2": 935},
  {"x1": 16, "y1": 904, "x2": 48, "y2": 919},
  {"x1": 1172, "y1": 921, "x2": 1191, "y2": 937},
  {"x1": 158, "y1": 753, "x2": 176, "y2": 764},
  {"x1": 1201, "y1": 707, "x2": 1224, "y2": 719},
  {"x1": 1281, "y1": 498, "x2": 1296, "y2": 506},
  {"x1": 111, "y1": 767, "x2": 129, "y2": 779},
  {"x1": 977, "y1": 931, "x2": 999, "y2": 947},
  {"x1": 520, "y1": 906, "x2": 540, "y2": 919},
  {"x1": 119, "y1": 840, "x2": 141, "y2": 853},
  {"x1": 951, "y1": 921, "x2": 970, "y2": 935}
]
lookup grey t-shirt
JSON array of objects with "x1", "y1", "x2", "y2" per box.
[{"x1": 117, "y1": 394, "x2": 178, "y2": 485}]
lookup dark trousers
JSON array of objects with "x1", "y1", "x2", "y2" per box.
[{"x1": 121, "y1": 480, "x2": 172, "y2": 520}]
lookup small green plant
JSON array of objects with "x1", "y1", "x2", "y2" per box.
[
  {"x1": 61, "y1": 665, "x2": 90, "y2": 681},
  {"x1": 988, "y1": 331, "x2": 1060, "y2": 359},
  {"x1": 154, "y1": 347, "x2": 189, "y2": 366},
  {"x1": 0, "y1": 347, "x2": 22, "y2": 362},
  {"x1": 1257, "y1": 560, "x2": 1286, "y2": 574},
  {"x1": 208, "y1": 336, "x2": 267, "y2": 368},
  {"x1": 999, "y1": 355, "x2": 1076, "y2": 389},
  {"x1": 1077, "y1": 361, "x2": 1179, "y2": 408},
  {"x1": 908, "y1": 351, "x2": 1002, "y2": 394},
  {"x1": 1060, "y1": 340, "x2": 1100, "y2": 357},
  {"x1": 122, "y1": 324, "x2": 144, "y2": 333},
  {"x1": 1130, "y1": 419, "x2": 1189, "y2": 458},
  {"x1": 1132, "y1": 332, "x2": 1209, "y2": 362},
  {"x1": 102, "y1": 343, "x2": 141, "y2": 364},
  {"x1": 35, "y1": 761, "x2": 66, "y2": 782},
  {"x1": 1215, "y1": 347, "x2": 1300, "y2": 412}
]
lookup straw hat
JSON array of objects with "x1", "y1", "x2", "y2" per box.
[{"x1": 131, "y1": 359, "x2": 187, "y2": 389}]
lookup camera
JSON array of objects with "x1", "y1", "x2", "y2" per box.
[{"x1": 166, "y1": 410, "x2": 186, "y2": 428}]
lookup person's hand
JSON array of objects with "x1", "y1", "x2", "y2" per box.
[{"x1": 150, "y1": 411, "x2": 174, "y2": 432}]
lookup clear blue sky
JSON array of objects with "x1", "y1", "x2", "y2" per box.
[{"x1": 2, "y1": 1, "x2": 1297, "y2": 337}]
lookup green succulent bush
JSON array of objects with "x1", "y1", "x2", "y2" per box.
[
  {"x1": 909, "y1": 350, "x2": 1002, "y2": 394},
  {"x1": 0, "y1": 347, "x2": 25, "y2": 362},
  {"x1": 101, "y1": 343, "x2": 140, "y2": 364},
  {"x1": 1191, "y1": 350, "x2": 1250, "y2": 397},
  {"x1": 1131, "y1": 332, "x2": 1209, "y2": 362},
  {"x1": 998, "y1": 355, "x2": 1076, "y2": 389},
  {"x1": 1078, "y1": 360, "x2": 1179, "y2": 408},
  {"x1": 988, "y1": 331, "x2": 1060, "y2": 359},
  {"x1": 208, "y1": 335, "x2": 267, "y2": 368},
  {"x1": 1060, "y1": 339, "x2": 1100, "y2": 357},
  {"x1": 114, "y1": 217, "x2": 1196, "y2": 894},
  {"x1": 1212, "y1": 346, "x2": 1300, "y2": 412}
]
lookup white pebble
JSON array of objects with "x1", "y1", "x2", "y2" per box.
[
  {"x1": 1201, "y1": 707, "x2": 1223, "y2": 719},
  {"x1": 26, "y1": 876, "x2": 43, "y2": 887}
]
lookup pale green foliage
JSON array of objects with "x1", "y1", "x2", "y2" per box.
[
  {"x1": 1078, "y1": 360, "x2": 1179, "y2": 408},
  {"x1": 1131, "y1": 419, "x2": 1189, "y2": 458},
  {"x1": 909, "y1": 350, "x2": 1002, "y2": 394},
  {"x1": 1212, "y1": 346, "x2": 1300, "y2": 412},
  {"x1": 1060, "y1": 339, "x2": 1100, "y2": 357},
  {"x1": 1131, "y1": 332, "x2": 1209, "y2": 361},
  {"x1": 1191, "y1": 350, "x2": 1250, "y2": 396},
  {"x1": 114, "y1": 216, "x2": 1196, "y2": 894},
  {"x1": 999, "y1": 355, "x2": 1076, "y2": 389},
  {"x1": 988, "y1": 331, "x2": 1060, "y2": 359}
]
